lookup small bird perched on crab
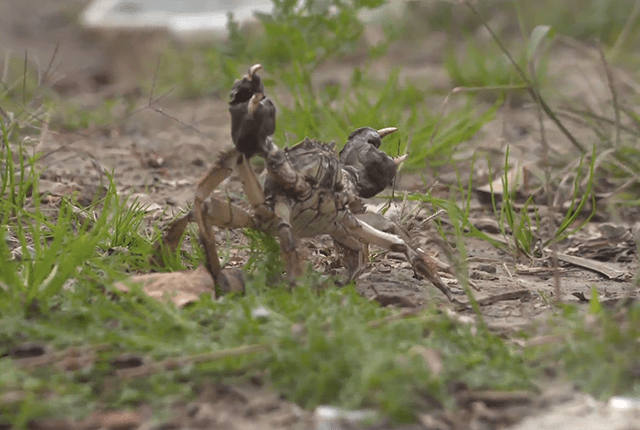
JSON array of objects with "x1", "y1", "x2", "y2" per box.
[{"x1": 229, "y1": 64, "x2": 276, "y2": 159}]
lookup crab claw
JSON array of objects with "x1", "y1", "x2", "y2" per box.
[
  {"x1": 413, "y1": 248, "x2": 456, "y2": 303},
  {"x1": 377, "y1": 127, "x2": 398, "y2": 139},
  {"x1": 248, "y1": 92, "x2": 265, "y2": 114},
  {"x1": 339, "y1": 126, "x2": 401, "y2": 198},
  {"x1": 246, "y1": 64, "x2": 262, "y2": 81},
  {"x1": 215, "y1": 268, "x2": 245, "y2": 296},
  {"x1": 393, "y1": 154, "x2": 409, "y2": 165}
]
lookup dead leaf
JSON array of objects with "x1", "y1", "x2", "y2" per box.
[
  {"x1": 82, "y1": 410, "x2": 143, "y2": 430},
  {"x1": 115, "y1": 266, "x2": 215, "y2": 307},
  {"x1": 548, "y1": 249, "x2": 633, "y2": 281},
  {"x1": 475, "y1": 161, "x2": 533, "y2": 203}
]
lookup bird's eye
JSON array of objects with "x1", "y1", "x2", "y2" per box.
[{"x1": 367, "y1": 138, "x2": 377, "y2": 145}]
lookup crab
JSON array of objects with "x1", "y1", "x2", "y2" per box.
[{"x1": 158, "y1": 64, "x2": 456, "y2": 301}]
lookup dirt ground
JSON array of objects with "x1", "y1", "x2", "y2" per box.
[{"x1": 2, "y1": 0, "x2": 640, "y2": 429}]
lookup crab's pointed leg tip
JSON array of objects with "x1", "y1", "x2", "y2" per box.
[
  {"x1": 248, "y1": 64, "x2": 263, "y2": 80},
  {"x1": 377, "y1": 127, "x2": 398, "y2": 138},
  {"x1": 394, "y1": 154, "x2": 409, "y2": 165},
  {"x1": 248, "y1": 92, "x2": 265, "y2": 114},
  {"x1": 215, "y1": 268, "x2": 245, "y2": 295}
]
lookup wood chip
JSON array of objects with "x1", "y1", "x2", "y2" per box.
[
  {"x1": 547, "y1": 249, "x2": 633, "y2": 281},
  {"x1": 456, "y1": 289, "x2": 531, "y2": 310}
]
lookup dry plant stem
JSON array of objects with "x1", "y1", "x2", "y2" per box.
[
  {"x1": 14, "y1": 344, "x2": 110, "y2": 369},
  {"x1": 151, "y1": 106, "x2": 208, "y2": 137},
  {"x1": 502, "y1": 262, "x2": 513, "y2": 280},
  {"x1": 597, "y1": 43, "x2": 621, "y2": 147},
  {"x1": 529, "y1": 59, "x2": 561, "y2": 303},
  {"x1": 37, "y1": 115, "x2": 49, "y2": 151},
  {"x1": 609, "y1": 0, "x2": 640, "y2": 62},
  {"x1": 22, "y1": 50, "x2": 27, "y2": 107},
  {"x1": 430, "y1": 84, "x2": 529, "y2": 146},
  {"x1": 119, "y1": 308, "x2": 438, "y2": 379},
  {"x1": 4, "y1": 54, "x2": 178, "y2": 163},
  {"x1": 558, "y1": 35, "x2": 640, "y2": 95},
  {"x1": 421, "y1": 208, "x2": 445, "y2": 224},
  {"x1": 455, "y1": 289, "x2": 530, "y2": 311},
  {"x1": 0, "y1": 106, "x2": 9, "y2": 121},
  {"x1": 116, "y1": 343, "x2": 271, "y2": 379},
  {"x1": 1, "y1": 52, "x2": 9, "y2": 82},
  {"x1": 621, "y1": 105, "x2": 640, "y2": 133},
  {"x1": 557, "y1": 108, "x2": 639, "y2": 137},
  {"x1": 602, "y1": 170, "x2": 640, "y2": 199},
  {"x1": 148, "y1": 56, "x2": 162, "y2": 105},
  {"x1": 40, "y1": 43, "x2": 59, "y2": 87},
  {"x1": 464, "y1": 0, "x2": 586, "y2": 154}
]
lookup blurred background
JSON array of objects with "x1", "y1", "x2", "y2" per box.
[{"x1": 3, "y1": 0, "x2": 640, "y2": 213}]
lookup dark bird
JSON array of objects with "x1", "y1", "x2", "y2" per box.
[
  {"x1": 339, "y1": 127, "x2": 403, "y2": 198},
  {"x1": 228, "y1": 64, "x2": 276, "y2": 159}
]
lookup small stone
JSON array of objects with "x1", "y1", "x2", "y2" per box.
[
  {"x1": 473, "y1": 218, "x2": 501, "y2": 234},
  {"x1": 476, "y1": 264, "x2": 497, "y2": 274},
  {"x1": 386, "y1": 252, "x2": 407, "y2": 261}
]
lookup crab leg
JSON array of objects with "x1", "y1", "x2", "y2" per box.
[
  {"x1": 262, "y1": 138, "x2": 311, "y2": 200},
  {"x1": 332, "y1": 235, "x2": 368, "y2": 282},
  {"x1": 273, "y1": 198, "x2": 303, "y2": 282},
  {"x1": 344, "y1": 217, "x2": 456, "y2": 302},
  {"x1": 234, "y1": 148, "x2": 275, "y2": 223},
  {"x1": 355, "y1": 212, "x2": 411, "y2": 243},
  {"x1": 158, "y1": 196, "x2": 255, "y2": 257},
  {"x1": 156, "y1": 148, "x2": 241, "y2": 254},
  {"x1": 193, "y1": 149, "x2": 247, "y2": 284},
  {"x1": 153, "y1": 148, "x2": 248, "y2": 293},
  {"x1": 234, "y1": 145, "x2": 304, "y2": 282}
]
